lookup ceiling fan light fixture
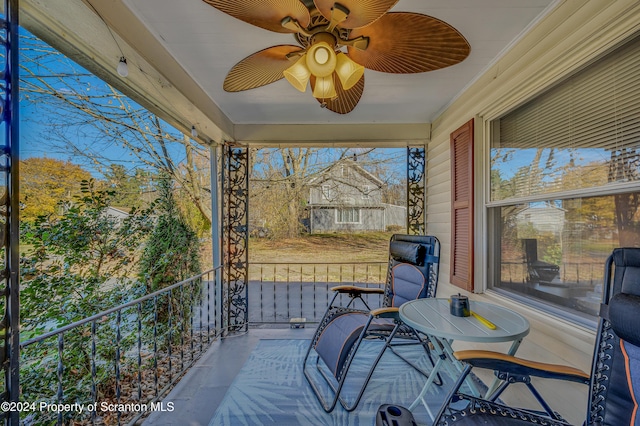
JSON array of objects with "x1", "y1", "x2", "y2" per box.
[
  {"x1": 335, "y1": 53, "x2": 364, "y2": 90},
  {"x1": 205, "y1": 1, "x2": 471, "y2": 114},
  {"x1": 312, "y1": 75, "x2": 337, "y2": 100},
  {"x1": 283, "y1": 55, "x2": 312, "y2": 92},
  {"x1": 306, "y1": 42, "x2": 337, "y2": 77}
]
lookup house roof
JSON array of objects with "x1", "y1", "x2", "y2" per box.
[{"x1": 309, "y1": 158, "x2": 385, "y2": 187}]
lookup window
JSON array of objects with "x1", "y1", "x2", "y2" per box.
[
  {"x1": 362, "y1": 185, "x2": 371, "y2": 199},
  {"x1": 321, "y1": 185, "x2": 333, "y2": 200},
  {"x1": 488, "y1": 36, "x2": 640, "y2": 323},
  {"x1": 336, "y1": 208, "x2": 360, "y2": 223}
]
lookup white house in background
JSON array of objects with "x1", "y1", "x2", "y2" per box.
[
  {"x1": 516, "y1": 202, "x2": 566, "y2": 237},
  {"x1": 104, "y1": 206, "x2": 130, "y2": 222},
  {"x1": 307, "y1": 159, "x2": 406, "y2": 233}
]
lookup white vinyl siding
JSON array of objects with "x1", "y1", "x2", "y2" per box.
[{"x1": 423, "y1": 4, "x2": 640, "y2": 423}]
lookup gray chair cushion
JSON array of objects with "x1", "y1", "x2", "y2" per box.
[{"x1": 390, "y1": 263, "x2": 426, "y2": 307}]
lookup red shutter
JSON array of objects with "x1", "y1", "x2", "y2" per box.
[{"x1": 450, "y1": 119, "x2": 474, "y2": 291}]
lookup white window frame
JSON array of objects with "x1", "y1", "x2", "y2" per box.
[
  {"x1": 336, "y1": 207, "x2": 360, "y2": 224},
  {"x1": 321, "y1": 184, "x2": 333, "y2": 200},
  {"x1": 362, "y1": 185, "x2": 371, "y2": 199}
]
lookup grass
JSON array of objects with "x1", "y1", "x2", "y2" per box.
[
  {"x1": 248, "y1": 232, "x2": 395, "y2": 283},
  {"x1": 249, "y1": 231, "x2": 395, "y2": 263}
]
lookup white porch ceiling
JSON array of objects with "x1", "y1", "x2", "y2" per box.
[
  {"x1": 122, "y1": 0, "x2": 554, "y2": 125},
  {"x1": 21, "y1": 0, "x2": 557, "y2": 144}
]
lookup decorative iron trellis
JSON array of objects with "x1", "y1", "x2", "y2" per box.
[
  {"x1": 1, "y1": 1, "x2": 20, "y2": 425},
  {"x1": 407, "y1": 146, "x2": 426, "y2": 235},
  {"x1": 221, "y1": 145, "x2": 249, "y2": 334}
]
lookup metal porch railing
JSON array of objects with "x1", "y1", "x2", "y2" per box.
[
  {"x1": 18, "y1": 261, "x2": 391, "y2": 425},
  {"x1": 19, "y1": 268, "x2": 220, "y2": 426},
  {"x1": 247, "y1": 261, "x2": 388, "y2": 324}
]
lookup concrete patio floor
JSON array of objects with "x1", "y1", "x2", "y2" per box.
[
  {"x1": 143, "y1": 326, "x2": 316, "y2": 426},
  {"x1": 141, "y1": 320, "x2": 589, "y2": 426}
]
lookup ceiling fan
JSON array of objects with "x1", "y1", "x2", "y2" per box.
[{"x1": 203, "y1": 0, "x2": 471, "y2": 114}]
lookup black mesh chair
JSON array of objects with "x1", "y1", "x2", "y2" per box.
[
  {"x1": 433, "y1": 247, "x2": 640, "y2": 426},
  {"x1": 303, "y1": 234, "x2": 440, "y2": 412}
]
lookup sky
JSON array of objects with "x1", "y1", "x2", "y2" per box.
[
  {"x1": 18, "y1": 27, "x2": 189, "y2": 179},
  {"x1": 17, "y1": 27, "x2": 407, "y2": 183}
]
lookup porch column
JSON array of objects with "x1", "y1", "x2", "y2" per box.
[
  {"x1": 407, "y1": 146, "x2": 426, "y2": 235},
  {"x1": 210, "y1": 144, "x2": 222, "y2": 334},
  {"x1": 2, "y1": 1, "x2": 20, "y2": 424},
  {"x1": 221, "y1": 145, "x2": 249, "y2": 334}
]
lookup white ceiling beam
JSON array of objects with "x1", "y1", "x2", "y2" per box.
[{"x1": 234, "y1": 123, "x2": 430, "y2": 147}]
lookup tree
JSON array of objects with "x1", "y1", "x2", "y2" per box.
[
  {"x1": 21, "y1": 179, "x2": 152, "y2": 327},
  {"x1": 20, "y1": 32, "x2": 212, "y2": 225},
  {"x1": 19, "y1": 31, "x2": 406, "y2": 240},
  {"x1": 610, "y1": 148, "x2": 640, "y2": 246},
  {"x1": 103, "y1": 164, "x2": 155, "y2": 209},
  {"x1": 20, "y1": 157, "x2": 92, "y2": 221},
  {"x1": 250, "y1": 148, "x2": 403, "y2": 238},
  {"x1": 139, "y1": 177, "x2": 201, "y2": 293},
  {"x1": 20, "y1": 179, "x2": 153, "y2": 423}
]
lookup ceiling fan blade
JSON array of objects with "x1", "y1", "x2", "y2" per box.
[
  {"x1": 223, "y1": 45, "x2": 305, "y2": 92},
  {"x1": 347, "y1": 12, "x2": 470, "y2": 73},
  {"x1": 203, "y1": 0, "x2": 310, "y2": 33},
  {"x1": 311, "y1": 74, "x2": 364, "y2": 114},
  {"x1": 313, "y1": 0, "x2": 398, "y2": 29}
]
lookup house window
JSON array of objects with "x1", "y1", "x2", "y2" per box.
[
  {"x1": 336, "y1": 208, "x2": 360, "y2": 223},
  {"x1": 321, "y1": 185, "x2": 333, "y2": 200},
  {"x1": 487, "y1": 35, "x2": 640, "y2": 324},
  {"x1": 362, "y1": 185, "x2": 371, "y2": 199}
]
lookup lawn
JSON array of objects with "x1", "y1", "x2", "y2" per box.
[{"x1": 249, "y1": 232, "x2": 395, "y2": 263}]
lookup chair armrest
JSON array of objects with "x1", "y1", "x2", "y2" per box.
[
  {"x1": 453, "y1": 350, "x2": 590, "y2": 384},
  {"x1": 330, "y1": 285, "x2": 385, "y2": 295},
  {"x1": 370, "y1": 307, "x2": 399, "y2": 318}
]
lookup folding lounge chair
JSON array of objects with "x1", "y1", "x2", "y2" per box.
[
  {"x1": 433, "y1": 247, "x2": 640, "y2": 426},
  {"x1": 523, "y1": 238, "x2": 560, "y2": 284},
  {"x1": 303, "y1": 234, "x2": 440, "y2": 412}
]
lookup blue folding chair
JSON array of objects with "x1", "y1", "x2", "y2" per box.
[
  {"x1": 304, "y1": 234, "x2": 440, "y2": 412},
  {"x1": 434, "y1": 247, "x2": 640, "y2": 425}
]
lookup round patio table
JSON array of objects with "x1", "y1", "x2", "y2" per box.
[{"x1": 399, "y1": 298, "x2": 530, "y2": 420}]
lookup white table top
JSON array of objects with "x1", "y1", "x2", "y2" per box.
[{"x1": 399, "y1": 298, "x2": 530, "y2": 343}]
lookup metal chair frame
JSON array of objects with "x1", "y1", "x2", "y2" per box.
[
  {"x1": 303, "y1": 234, "x2": 441, "y2": 413},
  {"x1": 434, "y1": 248, "x2": 640, "y2": 426}
]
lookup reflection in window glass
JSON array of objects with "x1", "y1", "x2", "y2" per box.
[
  {"x1": 490, "y1": 34, "x2": 640, "y2": 202},
  {"x1": 490, "y1": 147, "x2": 618, "y2": 200},
  {"x1": 488, "y1": 35, "x2": 640, "y2": 323},
  {"x1": 490, "y1": 194, "x2": 640, "y2": 320}
]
